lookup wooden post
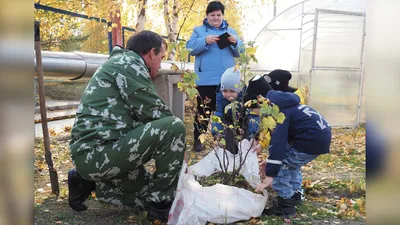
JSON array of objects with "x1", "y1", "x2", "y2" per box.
[{"x1": 34, "y1": 21, "x2": 60, "y2": 195}]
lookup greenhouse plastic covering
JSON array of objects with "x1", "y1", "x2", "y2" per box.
[{"x1": 251, "y1": 0, "x2": 366, "y2": 126}]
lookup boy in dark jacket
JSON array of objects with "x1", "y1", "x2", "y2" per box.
[{"x1": 250, "y1": 82, "x2": 331, "y2": 217}]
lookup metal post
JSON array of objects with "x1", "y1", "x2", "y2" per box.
[
  {"x1": 107, "y1": 22, "x2": 113, "y2": 53},
  {"x1": 34, "y1": 21, "x2": 60, "y2": 195},
  {"x1": 122, "y1": 27, "x2": 125, "y2": 48},
  {"x1": 355, "y1": 15, "x2": 366, "y2": 125},
  {"x1": 310, "y1": 9, "x2": 319, "y2": 71},
  {"x1": 308, "y1": 9, "x2": 319, "y2": 106},
  {"x1": 297, "y1": 2, "x2": 305, "y2": 88}
]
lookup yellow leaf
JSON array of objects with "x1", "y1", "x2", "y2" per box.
[
  {"x1": 63, "y1": 125, "x2": 72, "y2": 132},
  {"x1": 170, "y1": 63, "x2": 179, "y2": 71},
  {"x1": 328, "y1": 161, "x2": 334, "y2": 167},
  {"x1": 274, "y1": 112, "x2": 285, "y2": 124},
  {"x1": 211, "y1": 115, "x2": 222, "y2": 123},
  {"x1": 262, "y1": 116, "x2": 276, "y2": 130},
  {"x1": 312, "y1": 212, "x2": 318, "y2": 216},
  {"x1": 49, "y1": 129, "x2": 57, "y2": 136},
  {"x1": 198, "y1": 134, "x2": 206, "y2": 144},
  {"x1": 153, "y1": 219, "x2": 161, "y2": 225}
]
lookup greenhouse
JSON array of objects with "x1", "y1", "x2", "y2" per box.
[{"x1": 251, "y1": 0, "x2": 366, "y2": 126}]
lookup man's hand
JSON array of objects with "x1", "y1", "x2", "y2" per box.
[
  {"x1": 206, "y1": 35, "x2": 220, "y2": 44},
  {"x1": 227, "y1": 33, "x2": 237, "y2": 45},
  {"x1": 255, "y1": 176, "x2": 274, "y2": 192}
]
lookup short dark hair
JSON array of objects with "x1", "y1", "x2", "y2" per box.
[
  {"x1": 126, "y1": 30, "x2": 166, "y2": 56},
  {"x1": 206, "y1": 1, "x2": 225, "y2": 15}
]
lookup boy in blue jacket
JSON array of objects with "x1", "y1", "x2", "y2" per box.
[
  {"x1": 249, "y1": 80, "x2": 331, "y2": 217},
  {"x1": 211, "y1": 67, "x2": 262, "y2": 154}
]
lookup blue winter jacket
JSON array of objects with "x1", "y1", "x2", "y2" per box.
[
  {"x1": 265, "y1": 91, "x2": 332, "y2": 177},
  {"x1": 212, "y1": 85, "x2": 259, "y2": 139},
  {"x1": 186, "y1": 19, "x2": 244, "y2": 86}
]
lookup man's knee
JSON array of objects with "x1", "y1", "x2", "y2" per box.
[{"x1": 163, "y1": 116, "x2": 185, "y2": 134}]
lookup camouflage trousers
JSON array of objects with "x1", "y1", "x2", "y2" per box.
[{"x1": 72, "y1": 116, "x2": 186, "y2": 209}]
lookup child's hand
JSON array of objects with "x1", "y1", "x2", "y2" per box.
[
  {"x1": 258, "y1": 159, "x2": 266, "y2": 179},
  {"x1": 252, "y1": 143, "x2": 262, "y2": 154}
]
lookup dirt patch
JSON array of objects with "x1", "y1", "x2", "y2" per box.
[{"x1": 197, "y1": 172, "x2": 256, "y2": 193}]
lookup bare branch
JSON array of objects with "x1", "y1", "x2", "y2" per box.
[{"x1": 176, "y1": 0, "x2": 196, "y2": 41}]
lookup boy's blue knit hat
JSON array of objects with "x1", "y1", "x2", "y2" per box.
[{"x1": 220, "y1": 66, "x2": 241, "y2": 92}]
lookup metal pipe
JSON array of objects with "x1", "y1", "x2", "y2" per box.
[{"x1": 33, "y1": 51, "x2": 194, "y2": 80}]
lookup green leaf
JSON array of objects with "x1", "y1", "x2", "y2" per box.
[
  {"x1": 177, "y1": 82, "x2": 185, "y2": 91},
  {"x1": 180, "y1": 49, "x2": 188, "y2": 61},
  {"x1": 187, "y1": 87, "x2": 198, "y2": 99},
  {"x1": 168, "y1": 42, "x2": 176, "y2": 53},
  {"x1": 271, "y1": 104, "x2": 281, "y2": 118},
  {"x1": 260, "y1": 102, "x2": 272, "y2": 116}
]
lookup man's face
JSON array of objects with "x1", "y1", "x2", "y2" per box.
[
  {"x1": 222, "y1": 89, "x2": 238, "y2": 102},
  {"x1": 148, "y1": 44, "x2": 166, "y2": 79},
  {"x1": 207, "y1": 10, "x2": 223, "y2": 28}
]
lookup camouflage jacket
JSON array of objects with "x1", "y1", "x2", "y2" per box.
[{"x1": 69, "y1": 47, "x2": 172, "y2": 157}]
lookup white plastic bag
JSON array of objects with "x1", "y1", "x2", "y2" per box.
[{"x1": 168, "y1": 139, "x2": 268, "y2": 225}]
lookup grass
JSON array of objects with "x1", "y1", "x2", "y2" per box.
[{"x1": 34, "y1": 115, "x2": 366, "y2": 225}]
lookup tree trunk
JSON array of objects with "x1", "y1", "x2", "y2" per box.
[
  {"x1": 135, "y1": 0, "x2": 147, "y2": 32},
  {"x1": 164, "y1": 0, "x2": 179, "y2": 60}
]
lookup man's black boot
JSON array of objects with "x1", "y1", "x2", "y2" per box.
[
  {"x1": 263, "y1": 196, "x2": 297, "y2": 218},
  {"x1": 147, "y1": 201, "x2": 172, "y2": 223},
  {"x1": 68, "y1": 169, "x2": 96, "y2": 211}
]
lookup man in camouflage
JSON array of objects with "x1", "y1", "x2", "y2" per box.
[{"x1": 68, "y1": 30, "x2": 186, "y2": 222}]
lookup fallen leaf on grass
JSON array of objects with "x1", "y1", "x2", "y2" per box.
[
  {"x1": 49, "y1": 129, "x2": 57, "y2": 136},
  {"x1": 248, "y1": 217, "x2": 260, "y2": 224},
  {"x1": 63, "y1": 125, "x2": 72, "y2": 132}
]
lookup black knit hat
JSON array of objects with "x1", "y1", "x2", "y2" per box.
[
  {"x1": 243, "y1": 75, "x2": 273, "y2": 107},
  {"x1": 264, "y1": 69, "x2": 292, "y2": 92}
]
